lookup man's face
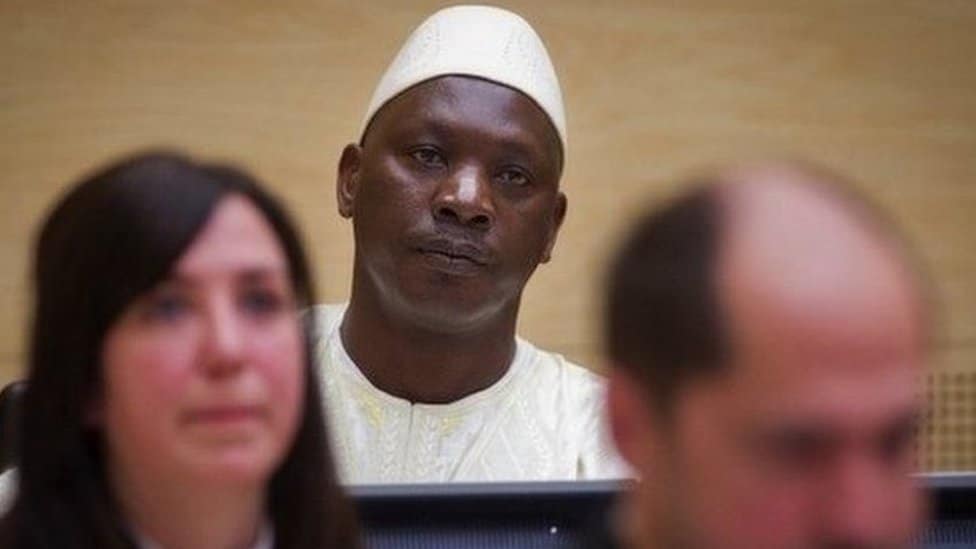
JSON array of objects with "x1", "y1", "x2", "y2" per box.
[
  {"x1": 619, "y1": 241, "x2": 926, "y2": 549},
  {"x1": 338, "y1": 76, "x2": 565, "y2": 331}
]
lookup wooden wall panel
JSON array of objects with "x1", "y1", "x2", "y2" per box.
[{"x1": 1, "y1": 0, "x2": 973, "y2": 468}]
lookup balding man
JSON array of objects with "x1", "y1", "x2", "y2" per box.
[
  {"x1": 598, "y1": 162, "x2": 929, "y2": 548},
  {"x1": 311, "y1": 5, "x2": 625, "y2": 484}
]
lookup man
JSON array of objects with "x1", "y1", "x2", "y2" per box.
[
  {"x1": 312, "y1": 5, "x2": 625, "y2": 484},
  {"x1": 600, "y1": 162, "x2": 929, "y2": 548}
]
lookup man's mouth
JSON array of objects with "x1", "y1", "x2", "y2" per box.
[
  {"x1": 415, "y1": 238, "x2": 491, "y2": 272},
  {"x1": 421, "y1": 248, "x2": 485, "y2": 265}
]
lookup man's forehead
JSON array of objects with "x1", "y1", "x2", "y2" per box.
[
  {"x1": 715, "y1": 176, "x2": 925, "y2": 372},
  {"x1": 406, "y1": 76, "x2": 540, "y2": 117},
  {"x1": 367, "y1": 76, "x2": 563, "y2": 166},
  {"x1": 680, "y1": 351, "x2": 921, "y2": 434},
  {"x1": 719, "y1": 286, "x2": 924, "y2": 416}
]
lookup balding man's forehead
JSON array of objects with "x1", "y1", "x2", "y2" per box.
[
  {"x1": 712, "y1": 166, "x2": 919, "y2": 297},
  {"x1": 711, "y1": 166, "x2": 928, "y2": 376}
]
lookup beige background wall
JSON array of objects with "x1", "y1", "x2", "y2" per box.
[{"x1": 1, "y1": 1, "x2": 973, "y2": 469}]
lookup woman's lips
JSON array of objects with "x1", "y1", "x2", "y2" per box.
[{"x1": 185, "y1": 405, "x2": 265, "y2": 424}]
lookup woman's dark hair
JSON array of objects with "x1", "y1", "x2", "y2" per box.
[{"x1": 0, "y1": 151, "x2": 360, "y2": 548}]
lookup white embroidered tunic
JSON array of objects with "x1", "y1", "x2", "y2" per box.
[
  {"x1": 312, "y1": 304, "x2": 628, "y2": 484},
  {"x1": 0, "y1": 469, "x2": 15, "y2": 515}
]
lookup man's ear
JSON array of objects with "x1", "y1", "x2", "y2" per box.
[
  {"x1": 607, "y1": 367, "x2": 657, "y2": 471},
  {"x1": 540, "y1": 191, "x2": 567, "y2": 263},
  {"x1": 337, "y1": 143, "x2": 363, "y2": 219}
]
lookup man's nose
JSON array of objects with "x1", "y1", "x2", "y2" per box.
[
  {"x1": 432, "y1": 166, "x2": 495, "y2": 230},
  {"x1": 201, "y1": 300, "x2": 246, "y2": 377}
]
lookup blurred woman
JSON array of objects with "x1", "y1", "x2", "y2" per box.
[{"x1": 0, "y1": 152, "x2": 359, "y2": 548}]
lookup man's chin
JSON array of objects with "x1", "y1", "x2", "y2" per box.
[
  {"x1": 408, "y1": 301, "x2": 507, "y2": 333},
  {"x1": 389, "y1": 291, "x2": 513, "y2": 334},
  {"x1": 366, "y1": 265, "x2": 519, "y2": 332}
]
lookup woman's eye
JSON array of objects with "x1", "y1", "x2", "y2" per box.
[
  {"x1": 409, "y1": 147, "x2": 446, "y2": 168},
  {"x1": 241, "y1": 288, "x2": 284, "y2": 316},
  {"x1": 144, "y1": 293, "x2": 189, "y2": 322}
]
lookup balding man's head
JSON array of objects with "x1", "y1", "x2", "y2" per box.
[
  {"x1": 605, "y1": 161, "x2": 929, "y2": 549},
  {"x1": 607, "y1": 161, "x2": 929, "y2": 412}
]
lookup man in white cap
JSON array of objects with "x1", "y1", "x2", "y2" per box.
[{"x1": 311, "y1": 5, "x2": 626, "y2": 483}]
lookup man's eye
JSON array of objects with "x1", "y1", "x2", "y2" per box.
[
  {"x1": 409, "y1": 147, "x2": 446, "y2": 168},
  {"x1": 758, "y1": 432, "x2": 832, "y2": 473},
  {"x1": 497, "y1": 168, "x2": 530, "y2": 187},
  {"x1": 879, "y1": 420, "x2": 917, "y2": 464},
  {"x1": 772, "y1": 441, "x2": 823, "y2": 466}
]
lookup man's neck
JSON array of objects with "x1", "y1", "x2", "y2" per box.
[
  {"x1": 340, "y1": 290, "x2": 519, "y2": 404},
  {"x1": 617, "y1": 491, "x2": 667, "y2": 549}
]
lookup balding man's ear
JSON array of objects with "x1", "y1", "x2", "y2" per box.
[
  {"x1": 607, "y1": 367, "x2": 655, "y2": 471},
  {"x1": 540, "y1": 191, "x2": 567, "y2": 263},
  {"x1": 337, "y1": 143, "x2": 363, "y2": 219}
]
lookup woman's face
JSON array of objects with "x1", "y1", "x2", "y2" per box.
[{"x1": 98, "y1": 194, "x2": 305, "y2": 487}]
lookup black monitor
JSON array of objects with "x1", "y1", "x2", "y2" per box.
[
  {"x1": 925, "y1": 473, "x2": 976, "y2": 548},
  {"x1": 352, "y1": 474, "x2": 976, "y2": 548},
  {"x1": 353, "y1": 480, "x2": 618, "y2": 549}
]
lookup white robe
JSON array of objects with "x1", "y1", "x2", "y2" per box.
[
  {"x1": 312, "y1": 304, "x2": 628, "y2": 484},
  {"x1": 0, "y1": 468, "x2": 15, "y2": 515}
]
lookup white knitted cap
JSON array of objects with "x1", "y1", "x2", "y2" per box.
[{"x1": 360, "y1": 5, "x2": 567, "y2": 152}]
